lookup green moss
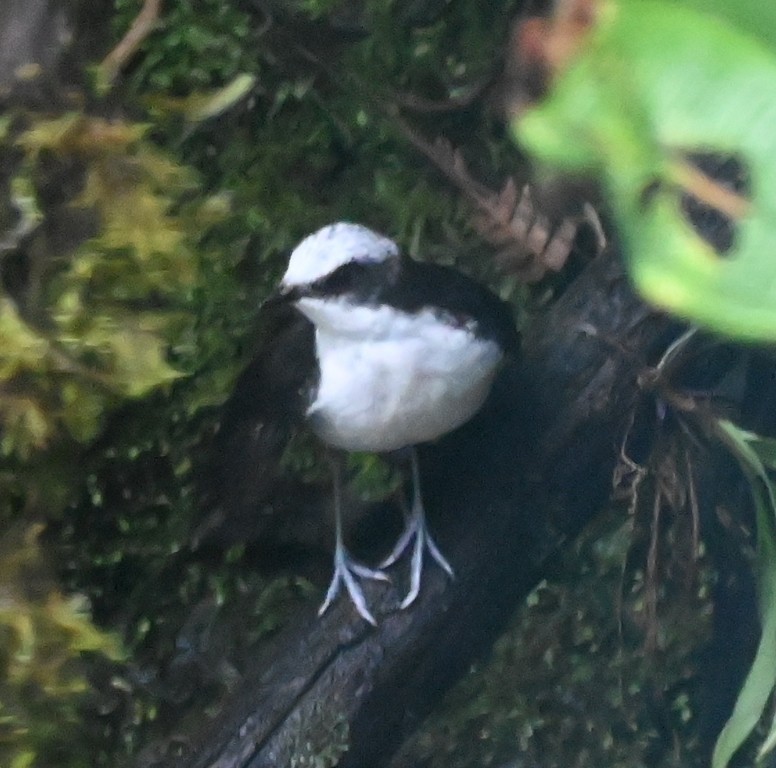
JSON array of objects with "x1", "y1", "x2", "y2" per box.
[
  {"x1": 0, "y1": 524, "x2": 122, "y2": 768},
  {"x1": 1, "y1": 113, "x2": 207, "y2": 462},
  {"x1": 395, "y1": 508, "x2": 713, "y2": 768},
  {"x1": 290, "y1": 714, "x2": 350, "y2": 768}
]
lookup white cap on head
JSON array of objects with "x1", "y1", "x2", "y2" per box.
[{"x1": 281, "y1": 222, "x2": 399, "y2": 288}]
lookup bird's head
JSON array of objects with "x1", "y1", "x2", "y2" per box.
[{"x1": 276, "y1": 223, "x2": 400, "y2": 301}]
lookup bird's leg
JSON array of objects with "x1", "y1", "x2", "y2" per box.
[
  {"x1": 318, "y1": 456, "x2": 389, "y2": 626},
  {"x1": 380, "y1": 447, "x2": 454, "y2": 609}
]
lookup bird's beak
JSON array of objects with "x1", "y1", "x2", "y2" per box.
[{"x1": 262, "y1": 283, "x2": 300, "y2": 309}]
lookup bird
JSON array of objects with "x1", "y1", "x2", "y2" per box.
[
  {"x1": 272, "y1": 222, "x2": 519, "y2": 623},
  {"x1": 219, "y1": 222, "x2": 518, "y2": 625}
]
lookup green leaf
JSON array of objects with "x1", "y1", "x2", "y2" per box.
[
  {"x1": 759, "y1": 709, "x2": 776, "y2": 763},
  {"x1": 711, "y1": 483, "x2": 776, "y2": 768},
  {"x1": 11, "y1": 751, "x2": 35, "y2": 768},
  {"x1": 514, "y1": 1, "x2": 776, "y2": 341},
  {"x1": 146, "y1": 73, "x2": 257, "y2": 123},
  {"x1": 676, "y1": 0, "x2": 776, "y2": 52},
  {"x1": 713, "y1": 421, "x2": 776, "y2": 767}
]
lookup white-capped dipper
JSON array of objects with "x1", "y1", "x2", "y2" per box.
[{"x1": 272, "y1": 222, "x2": 518, "y2": 624}]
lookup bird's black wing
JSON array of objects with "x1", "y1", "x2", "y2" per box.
[
  {"x1": 195, "y1": 302, "x2": 317, "y2": 546},
  {"x1": 382, "y1": 257, "x2": 519, "y2": 354}
]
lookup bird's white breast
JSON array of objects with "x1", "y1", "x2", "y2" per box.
[{"x1": 297, "y1": 296, "x2": 503, "y2": 452}]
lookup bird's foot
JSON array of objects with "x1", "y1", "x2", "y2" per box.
[
  {"x1": 318, "y1": 545, "x2": 390, "y2": 626},
  {"x1": 380, "y1": 510, "x2": 454, "y2": 609}
]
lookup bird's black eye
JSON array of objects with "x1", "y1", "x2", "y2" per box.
[{"x1": 313, "y1": 261, "x2": 369, "y2": 297}]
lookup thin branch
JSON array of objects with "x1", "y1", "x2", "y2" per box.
[
  {"x1": 644, "y1": 483, "x2": 662, "y2": 654},
  {"x1": 684, "y1": 446, "x2": 701, "y2": 560},
  {"x1": 98, "y1": 0, "x2": 162, "y2": 87},
  {"x1": 388, "y1": 76, "x2": 492, "y2": 114}
]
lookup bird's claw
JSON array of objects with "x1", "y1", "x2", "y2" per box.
[
  {"x1": 381, "y1": 507, "x2": 454, "y2": 610},
  {"x1": 318, "y1": 545, "x2": 390, "y2": 626}
]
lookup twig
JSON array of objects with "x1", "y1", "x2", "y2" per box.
[
  {"x1": 99, "y1": 0, "x2": 162, "y2": 87},
  {"x1": 684, "y1": 446, "x2": 701, "y2": 572},
  {"x1": 388, "y1": 76, "x2": 492, "y2": 114}
]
